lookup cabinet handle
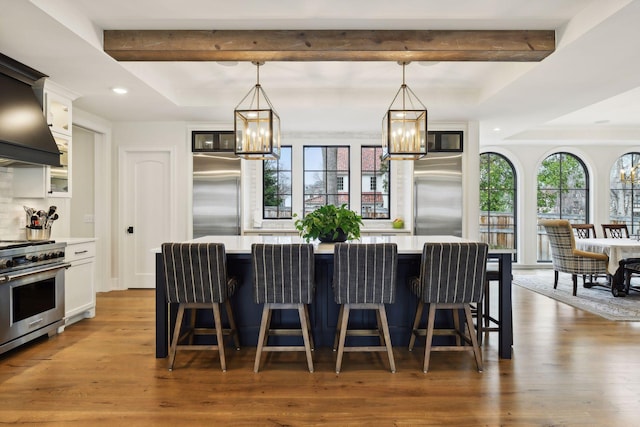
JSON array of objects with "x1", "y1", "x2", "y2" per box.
[
  {"x1": 28, "y1": 318, "x2": 44, "y2": 327},
  {"x1": 74, "y1": 250, "x2": 88, "y2": 255}
]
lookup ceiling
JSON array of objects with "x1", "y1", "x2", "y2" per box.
[{"x1": 2, "y1": 0, "x2": 640, "y2": 144}]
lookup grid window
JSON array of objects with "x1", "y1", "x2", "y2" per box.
[
  {"x1": 479, "y1": 152, "x2": 517, "y2": 259},
  {"x1": 361, "y1": 146, "x2": 390, "y2": 219},
  {"x1": 263, "y1": 146, "x2": 292, "y2": 218},
  {"x1": 303, "y1": 146, "x2": 350, "y2": 215},
  {"x1": 537, "y1": 152, "x2": 589, "y2": 262},
  {"x1": 610, "y1": 152, "x2": 640, "y2": 235}
]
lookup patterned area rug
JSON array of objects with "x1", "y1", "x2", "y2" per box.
[{"x1": 513, "y1": 270, "x2": 640, "y2": 321}]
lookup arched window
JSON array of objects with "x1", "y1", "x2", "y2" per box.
[
  {"x1": 610, "y1": 152, "x2": 640, "y2": 234},
  {"x1": 537, "y1": 152, "x2": 589, "y2": 262},
  {"x1": 479, "y1": 152, "x2": 517, "y2": 255}
]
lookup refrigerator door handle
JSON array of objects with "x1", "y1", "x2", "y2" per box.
[{"x1": 236, "y1": 178, "x2": 241, "y2": 235}]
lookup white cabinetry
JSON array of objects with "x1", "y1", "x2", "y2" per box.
[
  {"x1": 63, "y1": 239, "x2": 96, "y2": 326},
  {"x1": 13, "y1": 81, "x2": 76, "y2": 198}
]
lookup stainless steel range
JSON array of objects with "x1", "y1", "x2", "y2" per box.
[{"x1": 0, "y1": 240, "x2": 69, "y2": 355}]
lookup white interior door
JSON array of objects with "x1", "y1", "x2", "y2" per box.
[{"x1": 121, "y1": 149, "x2": 173, "y2": 288}]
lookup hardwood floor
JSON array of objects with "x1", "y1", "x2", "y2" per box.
[{"x1": 1, "y1": 277, "x2": 640, "y2": 426}]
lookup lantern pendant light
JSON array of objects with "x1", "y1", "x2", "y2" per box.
[
  {"x1": 234, "y1": 61, "x2": 281, "y2": 160},
  {"x1": 382, "y1": 62, "x2": 428, "y2": 161}
]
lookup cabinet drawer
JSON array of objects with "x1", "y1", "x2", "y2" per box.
[{"x1": 64, "y1": 242, "x2": 95, "y2": 262}]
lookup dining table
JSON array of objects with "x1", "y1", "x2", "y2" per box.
[
  {"x1": 154, "y1": 235, "x2": 516, "y2": 359},
  {"x1": 574, "y1": 237, "x2": 640, "y2": 296}
]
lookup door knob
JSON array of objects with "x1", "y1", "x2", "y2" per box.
[{"x1": 127, "y1": 226, "x2": 134, "y2": 234}]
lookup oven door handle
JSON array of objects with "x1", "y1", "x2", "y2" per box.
[{"x1": 0, "y1": 262, "x2": 71, "y2": 283}]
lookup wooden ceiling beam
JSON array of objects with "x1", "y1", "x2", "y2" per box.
[{"x1": 103, "y1": 30, "x2": 555, "y2": 62}]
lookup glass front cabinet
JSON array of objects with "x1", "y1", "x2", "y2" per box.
[{"x1": 42, "y1": 84, "x2": 73, "y2": 197}]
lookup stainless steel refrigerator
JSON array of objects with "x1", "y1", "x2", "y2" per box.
[
  {"x1": 414, "y1": 153, "x2": 463, "y2": 236},
  {"x1": 192, "y1": 153, "x2": 241, "y2": 237}
]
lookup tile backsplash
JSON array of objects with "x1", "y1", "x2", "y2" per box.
[{"x1": 0, "y1": 167, "x2": 40, "y2": 239}]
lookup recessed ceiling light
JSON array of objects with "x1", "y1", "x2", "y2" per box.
[
  {"x1": 216, "y1": 61, "x2": 239, "y2": 67},
  {"x1": 493, "y1": 127, "x2": 501, "y2": 132},
  {"x1": 112, "y1": 87, "x2": 128, "y2": 95}
]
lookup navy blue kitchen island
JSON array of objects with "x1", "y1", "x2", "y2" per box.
[{"x1": 155, "y1": 235, "x2": 514, "y2": 359}]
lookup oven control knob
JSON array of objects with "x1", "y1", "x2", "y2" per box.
[
  {"x1": 26, "y1": 255, "x2": 39, "y2": 262},
  {"x1": 58, "y1": 251, "x2": 65, "y2": 259},
  {"x1": 0, "y1": 258, "x2": 13, "y2": 268}
]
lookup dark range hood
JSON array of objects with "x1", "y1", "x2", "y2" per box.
[{"x1": 0, "y1": 53, "x2": 61, "y2": 167}]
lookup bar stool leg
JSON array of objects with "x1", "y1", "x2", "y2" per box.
[
  {"x1": 212, "y1": 302, "x2": 226, "y2": 372},
  {"x1": 335, "y1": 305, "x2": 351, "y2": 374},
  {"x1": 254, "y1": 305, "x2": 271, "y2": 373},
  {"x1": 409, "y1": 301, "x2": 424, "y2": 351},
  {"x1": 225, "y1": 299, "x2": 240, "y2": 350},
  {"x1": 298, "y1": 305, "x2": 314, "y2": 373},
  {"x1": 377, "y1": 304, "x2": 396, "y2": 373}
]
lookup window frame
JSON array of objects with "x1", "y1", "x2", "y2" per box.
[
  {"x1": 361, "y1": 146, "x2": 390, "y2": 220},
  {"x1": 479, "y1": 152, "x2": 517, "y2": 260},
  {"x1": 536, "y1": 151, "x2": 590, "y2": 262},
  {"x1": 262, "y1": 145, "x2": 292, "y2": 219},
  {"x1": 609, "y1": 152, "x2": 640, "y2": 235},
  {"x1": 302, "y1": 145, "x2": 351, "y2": 216}
]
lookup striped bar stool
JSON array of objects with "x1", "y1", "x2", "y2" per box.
[
  {"x1": 332, "y1": 243, "x2": 398, "y2": 374},
  {"x1": 251, "y1": 243, "x2": 315, "y2": 373},
  {"x1": 409, "y1": 242, "x2": 488, "y2": 373},
  {"x1": 161, "y1": 242, "x2": 240, "y2": 371}
]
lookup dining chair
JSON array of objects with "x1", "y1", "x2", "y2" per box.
[
  {"x1": 409, "y1": 242, "x2": 488, "y2": 373},
  {"x1": 602, "y1": 223, "x2": 630, "y2": 239},
  {"x1": 251, "y1": 243, "x2": 315, "y2": 373},
  {"x1": 571, "y1": 223, "x2": 599, "y2": 286},
  {"x1": 161, "y1": 242, "x2": 240, "y2": 371},
  {"x1": 332, "y1": 243, "x2": 398, "y2": 374},
  {"x1": 619, "y1": 257, "x2": 640, "y2": 294},
  {"x1": 571, "y1": 223, "x2": 597, "y2": 239},
  {"x1": 539, "y1": 219, "x2": 609, "y2": 296}
]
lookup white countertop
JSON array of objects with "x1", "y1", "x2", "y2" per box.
[
  {"x1": 156, "y1": 235, "x2": 513, "y2": 255},
  {"x1": 55, "y1": 237, "x2": 97, "y2": 245},
  {"x1": 242, "y1": 228, "x2": 412, "y2": 234}
]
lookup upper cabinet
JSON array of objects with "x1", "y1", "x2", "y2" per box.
[
  {"x1": 14, "y1": 81, "x2": 77, "y2": 198},
  {"x1": 34, "y1": 80, "x2": 77, "y2": 197},
  {"x1": 45, "y1": 90, "x2": 72, "y2": 136},
  {"x1": 427, "y1": 131, "x2": 463, "y2": 152},
  {"x1": 192, "y1": 130, "x2": 235, "y2": 152}
]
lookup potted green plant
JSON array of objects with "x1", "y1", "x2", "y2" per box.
[{"x1": 294, "y1": 204, "x2": 363, "y2": 243}]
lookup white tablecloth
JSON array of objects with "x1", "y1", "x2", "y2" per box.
[{"x1": 575, "y1": 238, "x2": 640, "y2": 273}]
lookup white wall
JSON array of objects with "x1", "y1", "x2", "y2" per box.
[{"x1": 70, "y1": 126, "x2": 95, "y2": 238}]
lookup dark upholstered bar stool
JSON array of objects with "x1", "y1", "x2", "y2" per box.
[
  {"x1": 332, "y1": 243, "x2": 398, "y2": 374},
  {"x1": 161, "y1": 243, "x2": 239, "y2": 371},
  {"x1": 409, "y1": 242, "x2": 488, "y2": 373},
  {"x1": 251, "y1": 243, "x2": 315, "y2": 373},
  {"x1": 475, "y1": 266, "x2": 500, "y2": 345}
]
